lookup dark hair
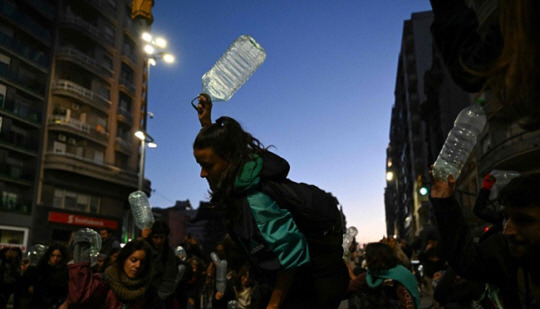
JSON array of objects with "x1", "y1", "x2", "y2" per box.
[
  {"x1": 38, "y1": 243, "x2": 68, "y2": 268},
  {"x1": 499, "y1": 174, "x2": 540, "y2": 209},
  {"x1": 365, "y1": 242, "x2": 399, "y2": 272},
  {"x1": 473, "y1": 0, "x2": 540, "y2": 129},
  {"x1": 151, "y1": 220, "x2": 170, "y2": 236},
  {"x1": 115, "y1": 239, "x2": 152, "y2": 279},
  {"x1": 193, "y1": 116, "x2": 265, "y2": 202}
]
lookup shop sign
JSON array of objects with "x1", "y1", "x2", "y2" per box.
[{"x1": 48, "y1": 211, "x2": 118, "y2": 229}]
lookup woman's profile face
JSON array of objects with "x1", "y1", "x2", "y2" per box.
[
  {"x1": 194, "y1": 147, "x2": 230, "y2": 191},
  {"x1": 123, "y1": 249, "x2": 146, "y2": 279}
]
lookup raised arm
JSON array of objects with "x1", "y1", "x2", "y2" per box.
[{"x1": 197, "y1": 93, "x2": 213, "y2": 127}]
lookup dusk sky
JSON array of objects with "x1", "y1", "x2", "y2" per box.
[{"x1": 144, "y1": 0, "x2": 433, "y2": 245}]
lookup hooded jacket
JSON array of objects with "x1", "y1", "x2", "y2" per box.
[{"x1": 223, "y1": 151, "x2": 310, "y2": 273}]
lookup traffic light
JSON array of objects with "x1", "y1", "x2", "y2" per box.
[{"x1": 417, "y1": 174, "x2": 429, "y2": 196}]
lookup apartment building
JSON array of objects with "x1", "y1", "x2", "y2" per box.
[{"x1": 0, "y1": 0, "x2": 151, "y2": 248}]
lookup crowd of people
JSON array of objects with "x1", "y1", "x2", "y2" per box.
[{"x1": 2, "y1": 0, "x2": 539, "y2": 307}]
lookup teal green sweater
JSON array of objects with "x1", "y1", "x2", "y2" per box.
[{"x1": 233, "y1": 155, "x2": 310, "y2": 271}]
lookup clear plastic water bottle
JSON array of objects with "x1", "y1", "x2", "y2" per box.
[
  {"x1": 489, "y1": 169, "x2": 521, "y2": 200},
  {"x1": 175, "y1": 246, "x2": 187, "y2": 261},
  {"x1": 342, "y1": 226, "x2": 358, "y2": 254},
  {"x1": 25, "y1": 244, "x2": 48, "y2": 266},
  {"x1": 433, "y1": 100, "x2": 486, "y2": 181},
  {"x1": 128, "y1": 190, "x2": 155, "y2": 229},
  {"x1": 202, "y1": 35, "x2": 266, "y2": 102},
  {"x1": 210, "y1": 251, "x2": 220, "y2": 265},
  {"x1": 216, "y1": 260, "x2": 228, "y2": 293},
  {"x1": 74, "y1": 228, "x2": 102, "y2": 260}
]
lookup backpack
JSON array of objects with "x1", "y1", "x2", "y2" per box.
[{"x1": 258, "y1": 179, "x2": 343, "y2": 252}]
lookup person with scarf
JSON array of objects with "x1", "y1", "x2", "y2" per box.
[
  {"x1": 67, "y1": 238, "x2": 156, "y2": 308},
  {"x1": 348, "y1": 242, "x2": 420, "y2": 309}
]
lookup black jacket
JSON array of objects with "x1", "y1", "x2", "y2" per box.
[{"x1": 431, "y1": 197, "x2": 540, "y2": 308}]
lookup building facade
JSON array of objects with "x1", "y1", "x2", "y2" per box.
[
  {"x1": 387, "y1": 2, "x2": 540, "y2": 242},
  {"x1": 0, "y1": 0, "x2": 152, "y2": 249}
]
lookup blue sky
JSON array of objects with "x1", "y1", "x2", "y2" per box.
[{"x1": 144, "y1": 0, "x2": 432, "y2": 245}]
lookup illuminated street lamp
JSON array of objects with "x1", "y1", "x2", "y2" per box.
[
  {"x1": 135, "y1": 130, "x2": 157, "y2": 191},
  {"x1": 136, "y1": 32, "x2": 174, "y2": 190}
]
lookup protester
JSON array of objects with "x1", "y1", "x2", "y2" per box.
[
  {"x1": 31, "y1": 243, "x2": 69, "y2": 308},
  {"x1": 417, "y1": 234, "x2": 446, "y2": 308},
  {"x1": 430, "y1": 172, "x2": 540, "y2": 307},
  {"x1": 429, "y1": 0, "x2": 540, "y2": 129},
  {"x1": 67, "y1": 238, "x2": 155, "y2": 308},
  {"x1": 193, "y1": 93, "x2": 349, "y2": 309},
  {"x1": 348, "y1": 242, "x2": 420, "y2": 308},
  {"x1": 13, "y1": 253, "x2": 34, "y2": 309},
  {"x1": 380, "y1": 236, "x2": 411, "y2": 270},
  {"x1": 142, "y1": 220, "x2": 179, "y2": 306},
  {"x1": 172, "y1": 246, "x2": 193, "y2": 309},
  {"x1": 98, "y1": 228, "x2": 120, "y2": 257},
  {"x1": 0, "y1": 246, "x2": 22, "y2": 309}
]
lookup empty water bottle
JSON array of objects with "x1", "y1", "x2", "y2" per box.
[
  {"x1": 128, "y1": 190, "x2": 155, "y2": 229},
  {"x1": 216, "y1": 260, "x2": 228, "y2": 293},
  {"x1": 175, "y1": 246, "x2": 187, "y2": 261},
  {"x1": 433, "y1": 100, "x2": 487, "y2": 181},
  {"x1": 175, "y1": 264, "x2": 186, "y2": 284},
  {"x1": 342, "y1": 226, "x2": 358, "y2": 254},
  {"x1": 25, "y1": 244, "x2": 48, "y2": 266},
  {"x1": 201, "y1": 35, "x2": 266, "y2": 102},
  {"x1": 210, "y1": 251, "x2": 220, "y2": 264},
  {"x1": 74, "y1": 228, "x2": 102, "y2": 259}
]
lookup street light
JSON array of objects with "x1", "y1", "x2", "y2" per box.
[
  {"x1": 136, "y1": 32, "x2": 174, "y2": 190},
  {"x1": 135, "y1": 130, "x2": 157, "y2": 191}
]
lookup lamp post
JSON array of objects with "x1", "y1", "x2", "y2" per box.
[
  {"x1": 136, "y1": 32, "x2": 174, "y2": 191},
  {"x1": 135, "y1": 130, "x2": 157, "y2": 190}
]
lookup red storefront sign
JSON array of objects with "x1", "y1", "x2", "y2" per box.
[{"x1": 48, "y1": 211, "x2": 118, "y2": 230}]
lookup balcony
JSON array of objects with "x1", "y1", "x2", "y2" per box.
[
  {"x1": 0, "y1": 1, "x2": 51, "y2": 44},
  {"x1": 478, "y1": 128, "x2": 540, "y2": 175},
  {"x1": 44, "y1": 152, "x2": 138, "y2": 188},
  {"x1": 0, "y1": 65, "x2": 46, "y2": 97},
  {"x1": 119, "y1": 76, "x2": 135, "y2": 94},
  {"x1": 52, "y1": 80, "x2": 111, "y2": 112},
  {"x1": 0, "y1": 129, "x2": 39, "y2": 153},
  {"x1": 0, "y1": 32, "x2": 48, "y2": 69},
  {"x1": 49, "y1": 115, "x2": 109, "y2": 145},
  {"x1": 117, "y1": 107, "x2": 133, "y2": 124},
  {"x1": 115, "y1": 136, "x2": 132, "y2": 154},
  {"x1": 22, "y1": 0, "x2": 55, "y2": 19},
  {"x1": 56, "y1": 47, "x2": 113, "y2": 79},
  {"x1": 81, "y1": 0, "x2": 117, "y2": 22},
  {"x1": 0, "y1": 98, "x2": 42, "y2": 124},
  {"x1": 60, "y1": 13, "x2": 114, "y2": 48}
]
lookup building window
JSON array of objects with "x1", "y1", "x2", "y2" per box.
[
  {"x1": 0, "y1": 53, "x2": 11, "y2": 76},
  {"x1": 53, "y1": 189, "x2": 101, "y2": 214},
  {"x1": 103, "y1": 25, "x2": 115, "y2": 42},
  {"x1": 94, "y1": 150, "x2": 104, "y2": 164},
  {"x1": 0, "y1": 225, "x2": 28, "y2": 249},
  {"x1": 1, "y1": 192, "x2": 18, "y2": 210},
  {"x1": 0, "y1": 84, "x2": 6, "y2": 108}
]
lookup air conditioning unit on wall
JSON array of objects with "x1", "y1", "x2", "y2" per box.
[{"x1": 58, "y1": 134, "x2": 67, "y2": 142}]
